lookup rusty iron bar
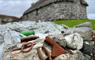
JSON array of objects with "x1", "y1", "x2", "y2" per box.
[{"x1": 45, "y1": 36, "x2": 65, "y2": 58}]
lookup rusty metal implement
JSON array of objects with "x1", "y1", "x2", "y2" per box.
[{"x1": 45, "y1": 36, "x2": 65, "y2": 57}]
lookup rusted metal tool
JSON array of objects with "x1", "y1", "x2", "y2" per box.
[
  {"x1": 21, "y1": 36, "x2": 39, "y2": 42},
  {"x1": 37, "y1": 47, "x2": 46, "y2": 60},
  {"x1": 42, "y1": 46, "x2": 52, "y2": 60},
  {"x1": 44, "y1": 36, "x2": 65, "y2": 57},
  {"x1": 12, "y1": 42, "x2": 36, "y2": 53}
]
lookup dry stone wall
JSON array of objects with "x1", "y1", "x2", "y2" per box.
[{"x1": 22, "y1": 1, "x2": 87, "y2": 21}]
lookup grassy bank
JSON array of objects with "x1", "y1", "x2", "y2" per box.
[{"x1": 53, "y1": 20, "x2": 95, "y2": 30}]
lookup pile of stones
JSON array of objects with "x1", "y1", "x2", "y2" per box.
[{"x1": 0, "y1": 21, "x2": 94, "y2": 60}]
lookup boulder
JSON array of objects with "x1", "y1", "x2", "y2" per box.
[
  {"x1": 0, "y1": 25, "x2": 21, "y2": 60},
  {"x1": 75, "y1": 22, "x2": 92, "y2": 28},
  {"x1": 81, "y1": 40, "x2": 94, "y2": 56},
  {"x1": 54, "y1": 50, "x2": 91, "y2": 60},
  {"x1": 64, "y1": 33, "x2": 83, "y2": 50},
  {"x1": 64, "y1": 27, "x2": 93, "y2": 40}
]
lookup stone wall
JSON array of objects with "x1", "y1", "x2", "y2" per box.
[
  {"x1": 0, "y1": 18, "x2": 19, "y2": 24},
  {"x1": 0, "y1": 15, "x2": 19, "y2": 24},
  {"x1": 22, "y1": 0, "x2": 87, "y2": 21}
]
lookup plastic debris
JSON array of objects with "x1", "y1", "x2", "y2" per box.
[{"x1": 21, "y1": 31, "x2": 35, "y2": 36}]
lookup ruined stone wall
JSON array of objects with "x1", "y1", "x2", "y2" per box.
[
  {"x1": 0, "y1": 18, "x2": 19, "y2": 24},
  {"x1": 22, "y1": 0, "x2": 87, "y2": 21},
  {"x1": 0, "y1": 18, "x2": 12, "y2": 23}
]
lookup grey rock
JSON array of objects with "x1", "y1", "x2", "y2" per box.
[
  {"x1": 0, "y1": 25, "x2": 21, "y2": 48},
  {"x1": 83, "y1": 54, "x2": 92, "y2": 60},
  {"x1": 21, "y1": 0, "x2": 87, "y2": 21},
  {"x1": 81, "y1": 40, "x2": 94, "y2": 56},
  {"x1": 64, "y1": 33, "x2": 83, "y2": 50},
  {"x1": 4, "y1": 30, "x2": 21, "y2": 48},
  {"x1": 4, "y1": 21, "x2": 65, "y2": 34},
  {"x1": 54, "y1": 50, "x2": 91, "y2": 60},
  {"x1": 0, "y1": 25, "x2": 21, "y2": 60},
  {"x1": 4, "y1": 21, "x2": 36, "y2": 32},
  {"x1": 0, "y1": 35, "x2": 4, "y2": 45},
  {"x1": 75, "y1": 22, "x2": 92, "y2": 28},
  {"x1": 0, "y1": 21, "x2": 93, "y2": 60},
  {"x1": 64, "y1": 27, "x2": 93, "y2": 40},
  {"x1": 53, "y1": 37, "x2": 67, "y2": 47}
]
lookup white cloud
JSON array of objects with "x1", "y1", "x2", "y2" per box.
[
  {"x1": 87, "y1": 0, "x2": 95, "y2": 19},
  {"x1": 88, "y1": 14, "x2": 95, "y2": 19},
  {"x1": 87, "y1": 0, "x2": 95, "y2": 14},
  {"x1": 0, "y1": 0, "x2": 38, "y2": 17}
]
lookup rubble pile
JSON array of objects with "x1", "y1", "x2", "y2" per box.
[
  {"x1": 0, "y1": 21, "x2": 94, "y2": 60},
  {"x1": 4, "y1": 21, "x2": 65, "y2": 33}
]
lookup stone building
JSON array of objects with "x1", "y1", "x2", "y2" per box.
[
  {"x1": 21, "y1": 0, "x2": 88, "y2": 21},
  {"x1": 0, "y1": 15, "x2": 19, "y2": 23}
]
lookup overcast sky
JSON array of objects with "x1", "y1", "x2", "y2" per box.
[{"x1": 0, "y1": 0, "x2": 95, "y2": 19}]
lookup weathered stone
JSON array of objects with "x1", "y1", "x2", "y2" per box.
[
  {"x1": 75, "y1": 22, "x2": 92, "y2": 28},
  {"x1": 64, "y1": 33, "x2": 83, "y2": 50},
  {"x1": 4, "y1": 21, "x2": 36, "y2": 32},
  {"x1": 0, "y1": 21, "x2": 94, "y2": 60},
  {"x1": 54, "y1": 50, "x2": 91, "y2": 60},
  {"x1": 81, "y1": 40, "x2": 94, "y2": 56},
  {"x1": 4, "y1": 21, "x2": 65, "y2": 34},
  {"x1": 0, "y1": 15, "x2": 19, "y2": 24},
  {"x1": 83, "y1": 54, "x2": 92, "y2": 60},
  {"x1": 21, "y1": 0, "x2": 88, "y2": 21},
  {"x1": 0, "y1": 25, "x2": 21, "y2": 48},
  {"x1": 64, "y1": 27, "x2": 93, "y2": 40},
  {"x1": 54, "y1": 38, "x2": 67, "y2": 47},
  {"x1": 0, "y1": 25, "x2": 21, "y2": 60}
]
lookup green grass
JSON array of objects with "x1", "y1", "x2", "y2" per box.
[{"x1": 53, "y1": 19, "x2": 95, "y2": 30}]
